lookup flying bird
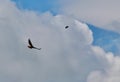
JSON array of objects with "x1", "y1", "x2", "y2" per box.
[
  {"x1": 28, "y1": 39, "x2": 41, "y2": 50},
  {"x1": 65, "y1": 26, "x2": 69, "y2": 29}
]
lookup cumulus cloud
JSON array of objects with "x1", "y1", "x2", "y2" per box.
[
  {"x1": 1, "y1": 0, "x2": 120, "y2": 82},
  {"x1": 87, "y1": 46, "x2": 120, "y2": 82},
  {"x1": 58, "y1": 0, "x2": 120, "y2": 33}
]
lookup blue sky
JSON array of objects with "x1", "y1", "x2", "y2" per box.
[
  {"x1": 1, "y1": 0, "x2": 120, "y2": 82},
  {"x1": 12, "y1": 0, "x2": 59, "y2": 14},
  {"x1": 12, "y1": 0, "x2": 120, "y2": 33},
  {"x1": 88, "y1": 24, "x2": 120, "y2": 55}
]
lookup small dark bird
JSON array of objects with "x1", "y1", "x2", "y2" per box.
[
  {"x1": 65, "y1": 26, "x2": 69, "y2": 29},
  {"x1": 28, "y1": 39, "x2": 41, "y2": 50}
]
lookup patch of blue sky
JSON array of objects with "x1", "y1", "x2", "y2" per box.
[
  {"x1": 12, "y1": 0, "x2": 59, "y2": 15},
  {"x1": 88, "y1": 24, "x2": 120, "y2": 55}
]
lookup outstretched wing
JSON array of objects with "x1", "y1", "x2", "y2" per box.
[
  {"x1": 33, "y1": 47, "x2": 41, "y2": 50},
  {"x1": 28, "y1": 39, "x2": 33, "y2": 47}
]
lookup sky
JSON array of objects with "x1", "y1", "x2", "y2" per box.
[
  {"x1": 0, "y1": 0, "x2": 120, "y2": 82},
  {"x1": 12, "y1": 0, "x2": 120, "y2": 33},
  {"x1": 12, "y1": 0, "x2": 59, "y2": 14},
  {"x1": 58, "y1": 0, "x2": 120, "y2": 33}
]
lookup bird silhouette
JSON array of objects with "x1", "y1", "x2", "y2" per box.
[
  {"x1": 65, "y1": 26, "x2": 69, "y2": 29},
  {"x1": 28, "y1": 39, "x2": 41, "y2": 50}
]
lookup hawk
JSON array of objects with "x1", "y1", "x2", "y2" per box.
[{"x1": 28, "y1": 39, "x2": 41, "y2": 50}]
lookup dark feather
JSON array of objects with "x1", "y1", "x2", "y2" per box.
[
  {"x1": 65, "y1": 26, "x2": 69, "y2": 29},
  {"x1": 28, "y1": 39, "x2": 33, "y2": 47}
]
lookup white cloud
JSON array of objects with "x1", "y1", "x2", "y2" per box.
[
  {"x1": 1, "y1": 0, "x2": 120, "y2": 82},
  {"x1": 87, "y1": 46, "x2": 120, "y2": 82},
  {"x1": 58, "y1": 0, "x2": 120, "y2": 33}
]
